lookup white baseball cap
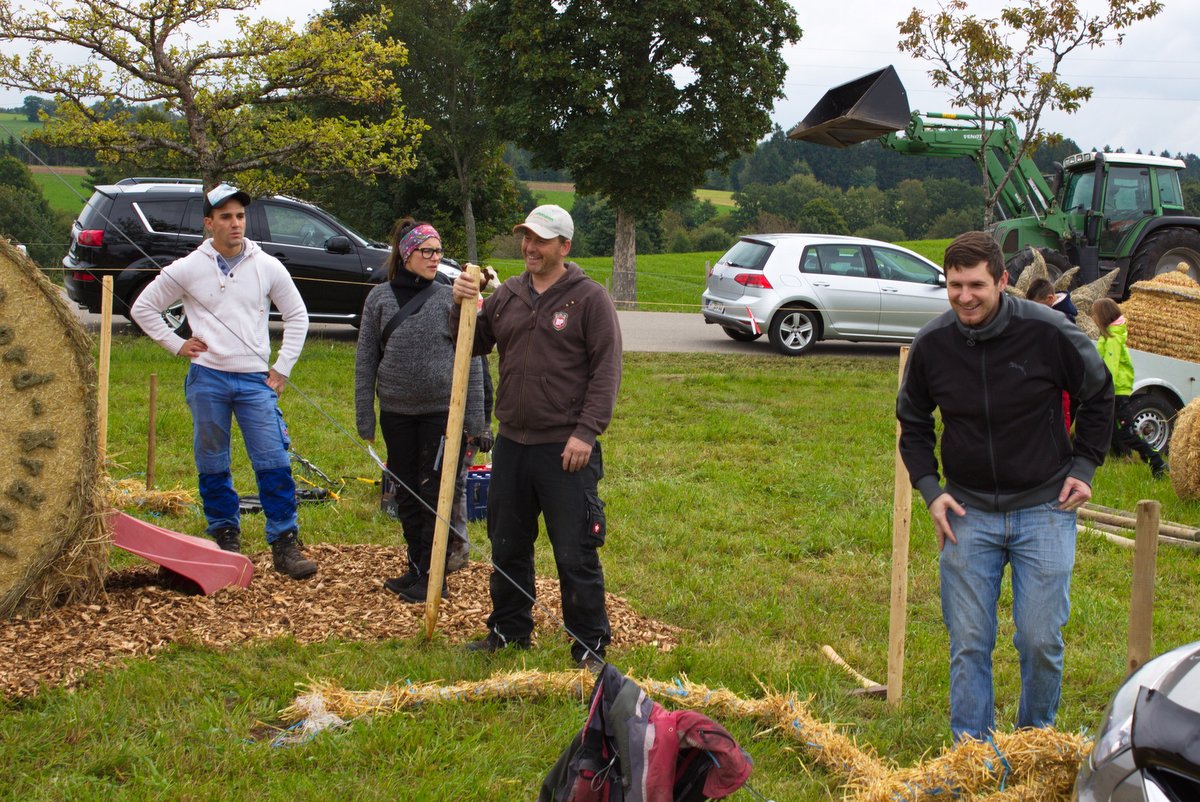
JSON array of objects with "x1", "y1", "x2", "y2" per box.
[
  {"x1": 513, "y1": 204, "x2": 574, "y2": 240},
  {"x1": 204, "y1": 183, "x2": 251, "y2": 214}
]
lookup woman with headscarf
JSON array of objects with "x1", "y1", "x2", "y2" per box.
[{"x1": 355, "y1": 219, "x2": 486, "y2": 602}]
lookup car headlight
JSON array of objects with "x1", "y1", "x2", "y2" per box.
[{"x1": 1090, "y1": 711, "x2": 1132, "y2": 768}]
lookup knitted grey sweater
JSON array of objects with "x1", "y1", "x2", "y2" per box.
[{"x1": 354, "y1": 282, "x2": 484, "y2": 440}]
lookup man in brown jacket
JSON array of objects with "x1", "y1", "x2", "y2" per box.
[{"x1": 452, "y1": 205, "x2": 622, "y2": 670}]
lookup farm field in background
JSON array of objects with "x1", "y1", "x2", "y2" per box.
[
  {"x1": 528, "y1": 180, "x2": 736, "y2": 216},
  {"x1": 0, "y1": 111, "x2": 41, "y2": 139},
  {"x1": 0, "y1": 339, "x2": 1194, "y2": 800}
]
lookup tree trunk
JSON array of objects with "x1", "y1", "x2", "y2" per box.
[
  {"x1": 611, "y1": 206, "x2": 637, "y2": 309},
  {"x1": 462, "y1": 195, "x2": 478, "y2": 264}
]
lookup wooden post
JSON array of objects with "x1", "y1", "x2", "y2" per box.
[
  {"x1": 146, "y1": 373, "x2": 158, "y2": 490},
  {"x1": 1127, "y1": 499, "x2": 1160, "y2": 674},
  {"x1": 887, "y1": 346, "x2": 912, "y2": 708},
  {"x1": 425, "y1": 264, "x2": 482, "y2": 639},
  {"x1": 97, "y1": 275, "x2": 114, "y2": 461}
]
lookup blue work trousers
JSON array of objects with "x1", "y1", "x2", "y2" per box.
[{"x1": 184, "y1": 364, "x2": 297, "y2": 542}]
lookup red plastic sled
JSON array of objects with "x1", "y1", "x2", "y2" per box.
[{"x1": 109, "y1": 511, "x2": 254, "y2": 594}]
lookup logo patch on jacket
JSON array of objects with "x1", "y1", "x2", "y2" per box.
[{"x1": 551, "y1": 311, "x2": 569, "y2": 330}]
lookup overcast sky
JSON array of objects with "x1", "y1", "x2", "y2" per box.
[{"x1": 2, "y1": 0, "x2": 1196, "y2": 156}]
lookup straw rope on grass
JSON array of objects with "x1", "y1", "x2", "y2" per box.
[
  {"x1": 1169, "y1": 397, "x2": 1200, "y2": 500},
  {"x1": 282, "y1": 670, "x2": 1091, "y2": 801},
  {"x1": 0, "y1": 240, "x2": 108, "y2": 617},
  {"x1": 1123, "y1": 263, "x2": 1200, "y2": 362}
]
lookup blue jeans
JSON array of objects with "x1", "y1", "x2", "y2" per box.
[
  {"x1": 939, "y1": 500, "x2": 1076, "y2": 741},
  {"x1": 184, "y1": 365, "x2": 297, "y2": 542}
]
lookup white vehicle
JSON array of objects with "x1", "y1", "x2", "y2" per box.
[{"x1": 1127, "y1": 348, "x2": 1200, "y2": 452}]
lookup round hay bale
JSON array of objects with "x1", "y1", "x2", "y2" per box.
[
  {"x1": 1123, "y1": 263, "x2": 1200, "y2": 362},
  {"x1": 0, "y1": 240, "x2": 108, "y2": 617},
  {"x1": 1169, "y1": 397, "x2": 1200, "y2": 501}
]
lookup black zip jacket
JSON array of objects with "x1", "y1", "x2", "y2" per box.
[{"x1": 897, "y1": 293, "x2": 1114, "y2": 512}]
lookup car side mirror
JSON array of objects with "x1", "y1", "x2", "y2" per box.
[
  {"x1": 937, "y1": 273, "x2": 946, "y2": 286},
  {"x1": 326, "y1": 236, "x2": 351, "y2": 254}
]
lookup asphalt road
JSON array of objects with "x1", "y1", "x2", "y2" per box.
[{"x1": 67, "y1": 291, "x2": 900, "y2": 359}]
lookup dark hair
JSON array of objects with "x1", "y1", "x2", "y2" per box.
[
  {"x1": 385, "y1": 217, "x2": 420, "y2": 281},
  {"x1": 1091, "y1": 297, "x2": 1123, "y2": 332},
  {"x1": 1025, "y1": 278, "x2": 1055, "y2": 302},
  {"x1": 943, "y1": 231, "x2": 1005, "y2": 282}
]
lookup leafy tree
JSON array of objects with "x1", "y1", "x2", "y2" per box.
[
  {"x1": 21, "y1": 95, "x2": 53, "y2": 122},
  {"x1": 0, "y1": 0, "x2": 423, "y2": 192},
  {"x1": 326, "y1": 0, "x2": 504, "y2": 262},
  {"x1": 898, "y1": 0, "x2": 1164, "y2": 226},
  {"x1": 469, "y1": 0, "x2": 800, "y2": 305},
  {"x1": 0, "y1": 155, "x2": 70, "y2": 270}
]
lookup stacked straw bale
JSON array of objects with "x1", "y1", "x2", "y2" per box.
[
  {"x1": 0, "y1": 241, "x2": 108, "y2": 617},
  {"x1": 1123, "y1": 263, "x2": 1200, "y2": 361},
  {"x1": 1169, "y1": 398, "x2": 1200, "y2": 500}
]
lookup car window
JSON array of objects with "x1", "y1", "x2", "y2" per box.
[
  {"x1": 262, "y1": 204, "x2": 340, "y2": 248},
  {"x1": 872, "y1": 248, "x2": 942, "y2": 285},
  {"x1": 800, "y1": 249, "x2": 821, "y2": 274},
  {"x1": 181, "y1": 199, "x2": 205, "y2": 237},
  {"x1": 719, "y1": 239, "x2": 772, "y2": 270},
  {"x1": 813, "y1": 244, "x2": 867, "y2": 278},
  {"x1": 133, "y1": 200, "x2": 187, "y2": 234}
]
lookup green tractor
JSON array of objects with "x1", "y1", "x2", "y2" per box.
[{"x1": 787, "y1": 66, "x2": 1200, "y2": 297}]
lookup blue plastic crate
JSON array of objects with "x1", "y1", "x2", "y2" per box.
[{"x1": 466, "y1": 468, "x2": 490, "y2": 522}]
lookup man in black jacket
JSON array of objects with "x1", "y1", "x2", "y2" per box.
[{"x1": 897, "y1": 231, "x2": 1114, "y2": 742}]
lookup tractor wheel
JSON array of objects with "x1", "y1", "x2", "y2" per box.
[{"x1": 1127, "y1": 228, "x2": 1200, "y2": 293}]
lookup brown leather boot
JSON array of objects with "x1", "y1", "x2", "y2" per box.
[{"x1": 271, "y1": 532, "x2": 317, "y2": 580}]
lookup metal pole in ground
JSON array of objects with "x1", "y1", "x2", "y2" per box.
[
  {"x1": 1127, "y1": 499, "x2": 1160, "y2": 674},
  {"x1": 887, "y1": 346, "x2": 912, "y2": 708}
]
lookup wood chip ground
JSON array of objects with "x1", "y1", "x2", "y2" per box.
[{"x1": 0, "y1": 543, "x2": 681, "y2": 697}]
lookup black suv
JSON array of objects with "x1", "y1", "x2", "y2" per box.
[{"x1": 63, "y1": 178, "x2": 390, "y2": 334}]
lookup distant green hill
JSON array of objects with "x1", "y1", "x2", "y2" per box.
[{"x1": 0, "y1": 112, "x2": 42, "y2": 139}]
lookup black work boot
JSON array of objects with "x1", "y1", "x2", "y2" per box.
[
  {"x1": 382, "y1": 565, "x2": 419, "y2": 596},
  {"x1": 212, "y1": 527, "x2": 241, "y2": 553},
  {"x1": 464, "y1": 630, "x2": 531, "y2": 654},
  {"x1": 392, "y1": 572, "x2": 448, "y2": 604},
  {"x1": 271, "y1": 532, "x2": 317, "y2": 580}
]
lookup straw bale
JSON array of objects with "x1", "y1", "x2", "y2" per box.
[
  {"x1": 105, "y1": 478, "x2": 195, "y2": 515},
  {"x1": 1169, "y1": 398, "x2": 1200, "y2": 500},
  {"x1": 1053, "y1": 266, "x2": 1079, "y2": 292},
  {"x1": 1011, "y1": 250, "x2": 1049, "y2": 296},
  {"x1": 1123, "y1": 263, "x2": 1200, "y2": 361},
  {"x1": 1069, "y1": 268, "x2": 1120, "y2": 324},
  {"x1": 0, "y1": 240, "x2": 107, "y2": 617}
]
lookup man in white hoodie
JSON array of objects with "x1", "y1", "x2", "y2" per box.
[{"x1": 131, "y1": 184, "x2": 317, "y2": 579}]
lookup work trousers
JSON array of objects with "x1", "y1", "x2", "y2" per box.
[
  {"x1": 486, "y1": 435, "x2": 611, "y2": 662},
  {"x1": 379, "y1": 410, "x2": 466, "y2": 574},
  {"x1": 185, "y1": 364, "x2": 297, "y2": 542}
]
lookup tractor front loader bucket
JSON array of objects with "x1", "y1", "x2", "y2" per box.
[{"x1": 787, "y1": 65, "x2": 912, "y2": 147}]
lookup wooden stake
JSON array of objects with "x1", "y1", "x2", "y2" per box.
[
  {"x1": 146, "y1": 373, "x2": 158, "y2": 490},
  {"x1": 887, "y1": 346, "x2": 911, "y2": 708},
  {"x1": 97, "y1": 275, "x2": 113, "y2": 461},
  {"x1": 1127, "y1": 499, "x2": 1160, "y2": 675},
  {"x1": 425, "y1": 264, "x2": 482, "y2": 639}
]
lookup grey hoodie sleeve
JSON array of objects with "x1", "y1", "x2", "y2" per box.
[
  {"x1": 465, "y1": 354, "x2": 485, "y2": 436},
  {"x1": 354, "y1": 287, "x2": 385, "y2": 439}
]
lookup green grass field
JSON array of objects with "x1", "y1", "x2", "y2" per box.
[
  {"x1": 1, "y1": 335, "x2": 1193, "y2": 800},
  {"x1": 29, "y1": 171, "x2": 89, "y2": 213},
  {"x1": 0, "y1": 111, "x2": 41, "y2": 140}
]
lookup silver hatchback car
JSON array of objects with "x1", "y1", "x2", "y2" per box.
[{"x1": 701, "y1": 234, "x2": 949, "y2": 355}]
